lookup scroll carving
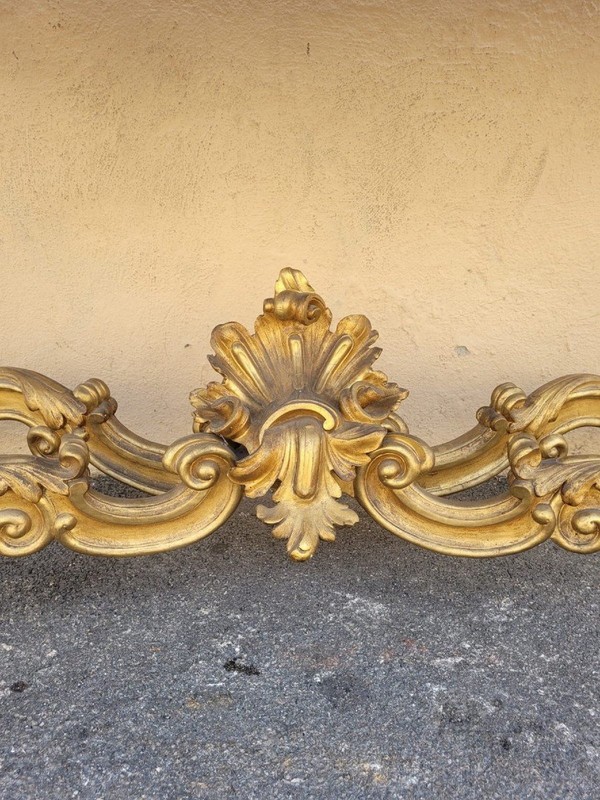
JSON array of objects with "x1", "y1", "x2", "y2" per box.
[{"x1": 1, "y1": 270, "x2": 599, "y2": 562}]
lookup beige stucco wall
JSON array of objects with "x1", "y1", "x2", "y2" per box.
[{"x1": 1, "y1": 0, "x2": 599, "y2": 453}]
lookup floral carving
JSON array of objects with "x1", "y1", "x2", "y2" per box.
[
  {"x1": 509, "y1": 432, "x2": 600, "y2": 553},
  {"x1": 2, "y1": 269, "x2": 600, "y2": 564},
  {"x1": 190, "y1": 269, "x2": 406, "y2": 559},
  {"x1": 0, "y1": 433, "x2": 89, "y2": 504}
]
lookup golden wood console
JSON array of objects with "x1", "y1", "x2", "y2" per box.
[{"x1": 1, "y1": 269, "x2": 599, "y2": 561}]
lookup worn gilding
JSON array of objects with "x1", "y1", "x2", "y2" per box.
[{"x1": 1, "y1": 271, "x2": 600, "y2": 561}]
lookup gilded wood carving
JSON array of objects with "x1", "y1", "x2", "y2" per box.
[{"x1": 1, "y1": 270, "x2": 599, "y2": 561}]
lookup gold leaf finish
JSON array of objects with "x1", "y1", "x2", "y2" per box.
[
  {"x1": 1, "y1": 270, "x2": 600, "y2": 562},
  {"x1": 191, "y1": 268, "x2": 404, "y2": 558}
]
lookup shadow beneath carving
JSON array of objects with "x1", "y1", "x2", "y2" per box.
[{"x1": 0, "y1": 472, "x2": 591, "y2": 610}]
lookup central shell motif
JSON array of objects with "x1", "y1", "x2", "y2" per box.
[{"x1": 190, "y1": 269, "x2": 406, "y2": 560}]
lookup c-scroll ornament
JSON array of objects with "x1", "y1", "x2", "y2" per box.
[{"x1": 1, "y1": 270, "x2": 599, "y2": 561}]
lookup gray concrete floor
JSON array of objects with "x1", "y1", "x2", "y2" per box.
[{"x1": 1, "y1": 476, "x2": 599, "y2": 799}]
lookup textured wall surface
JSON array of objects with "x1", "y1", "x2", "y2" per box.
[{"x1": 1, "y1": 0, "x2": 599, "y2": 451}]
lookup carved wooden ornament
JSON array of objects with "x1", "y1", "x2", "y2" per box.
[{"x1": 1, "y1": 269, "x2": 599, "y2": 561}]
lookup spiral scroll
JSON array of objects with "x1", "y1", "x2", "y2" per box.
[{"x1": 1, "y1": 269, "x2": 600, "y2": 561}]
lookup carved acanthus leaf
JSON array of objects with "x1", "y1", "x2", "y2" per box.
[
  {"x1": 190, "y1": 269, "x2": 405, "y2": 558},
  {"x1": 231, "y1": 417, "x2": 385, "y2": 559},
  {"x1": 0, "y1": 434, "x2": 89, "y2": 504},
  {"x1": 5, "y1": 368, "x2": 87, "y2": 430}
]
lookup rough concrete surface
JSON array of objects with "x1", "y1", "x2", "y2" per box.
[{"x1": 1, "y1": 476, "x2": 599, "y2": 799}]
